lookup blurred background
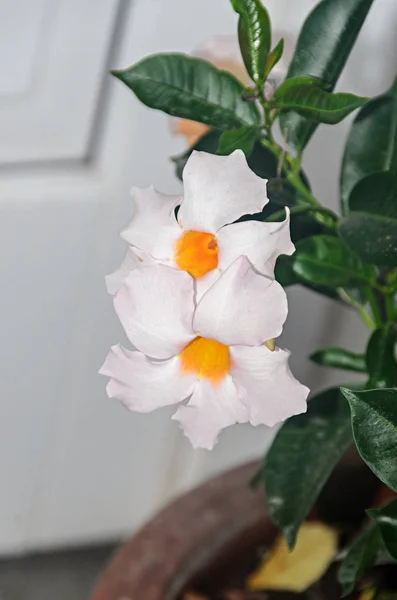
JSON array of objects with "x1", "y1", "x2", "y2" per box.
[{"x1": 1, "y1": 0, "x2": 397, "y2": 596}]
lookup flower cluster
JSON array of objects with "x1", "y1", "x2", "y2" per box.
[{"x1": 100, "y1": 150, "x2": 309, "y2": 449}]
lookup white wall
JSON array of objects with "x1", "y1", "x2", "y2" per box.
[{"x1": 1, "y1": 0, "x2": 396, "y2": 554}]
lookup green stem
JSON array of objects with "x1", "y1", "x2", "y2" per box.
[
  {"x1": 364, "y1": 287, "x2": 383, "y2": 328},
  {"x1": 266, "y1": 204, "x2": 337, "y2": 223},
  {"x1": 338, "y1": 288, "x2": 376, "y2": 331},
  {"x1": 386, "y1": 292, "x2": 395, "y2": 324}
]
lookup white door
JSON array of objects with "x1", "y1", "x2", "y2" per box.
[{"x1": 1, "y1": 0, "x2": 396, "y2": 555}]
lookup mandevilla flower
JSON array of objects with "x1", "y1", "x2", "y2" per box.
[
  {"x1": 100, "y1": 258, "x2": 309, "y2": 450},
  {"x1": 109, "y1": 150, "x2": 294, "y2": 299}
]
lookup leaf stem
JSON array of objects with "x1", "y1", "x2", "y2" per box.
[
  {"x1": 338, "y1": 288, "x2": 376, "y2": 331},
  {"x1": 364, "y1": 287, "x2": 383, "y2": 328}
]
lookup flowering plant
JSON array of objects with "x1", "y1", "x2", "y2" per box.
[{"x1": 102, "y1": 0, "x2": 397, "y2": 594}]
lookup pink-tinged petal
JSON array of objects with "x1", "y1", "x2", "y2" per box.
[
  {"x1": 194, "y1": 256, "x2": 288, "y2": 347},
  {"x1": 179, "y1": 151, "x2": 268, "y2": 233},
  {"x1": 172, "y1": 377, "x2": 248, "y2": 450},
  {"x1": 105, "y1": 248, "x2": 155, "y2": 295},
  {"x1": 121, "y1": 186, "x2": 182, "y2": 260},
  {"x1": 100, "y1": 345, "x2": 196, "y2": 412},
  {"x1": 230, "y1": 345, "x2": 309, "y2": 427},
  {"x1": 114, "y1": 264, "x2": 195, "y2": 359},
  {"x1": 217, "y1": 209, "x2": 295, "y2": 278}
]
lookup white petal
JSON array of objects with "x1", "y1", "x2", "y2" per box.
[
  {"x1": 230, "y1": 345, "x2": 309, "y2": 427},
  {"x1": 114, "y1": 264, "x2": 195, "y2": 359},
  {"x1": 105, "y1": 247, "x2": 155, "y2": 295},
  {"x1": 179, "y1": 151, "x2": 268, "y2": 233},
  {"x1": 194, "y1": 256, "x2": 288, "y2": 347},
  {"x1": 121, "y1": 186, "x2": 182, "y2": 260},
  {"x1": 100, "y1": 345, "x2": 196, "y2": 412},
  {"x1": 217, "y1": 209, "x2": 295, "y2": 278},
  {"x1": 172, "y1": 377, "x2": 248, "y2": 450},
  {"x1": 195, "y1": 268, "x2": 221, "y2": 302}
]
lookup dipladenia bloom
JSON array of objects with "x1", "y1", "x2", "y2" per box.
[
  {"x1": 100, "y1": 258, "x2": 309, "y2": 449},
  {"x1": 110, "y1": 150, "x2": 294, "y2": 299}
]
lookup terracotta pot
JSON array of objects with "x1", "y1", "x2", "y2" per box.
[{"x1": 90, "y1": 457, "x2": 379, "y2": 600}]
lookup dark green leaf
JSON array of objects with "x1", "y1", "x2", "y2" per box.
[
  {"x1": 112, "y1": 53, "x2": 260, "y2": 130},
  {"x1": 292, "y1": 235, "x2": 376, "y2": 287},
  {"x1": 217, "y1": 125, "x2": 258, "y2": 156},
  {"x1": 231, "y1": 0, "x2": 271, "y2": 85},
  {"x1": 310, "y1": 347, "x2": 366, "y2": 373},
  {"x1": 275, "y1": 255, "x2": 342, "y2": 302},
  {"x1": 342, "y1": 388, "x2": 397, "y2": 492},
  {"x1": 366, "y1": 326, "x2": 396, "y2": 388},
  {"x1": 275, "y1": 75, "x2": 329, "y2": 99},
  {"x1": 263, "y1": 388, "x2": 352, "y2": 548},
  {"x1": 341, "y1": 77, "x2": 397, "y2": 213},
  {"x1": 276, "y1": 85, "x2": 368, "y2": 125},
  {"x1": 279, "y1": 0, "x2": 374, "y2": 149},
  {"x1": 337, "y1": 523, "x2": 384, "y2": 596},
  {"x1": 266, "y1": 179, "x2": 297, "y2": 207},
  {"x1": 264, "y1": 38, "x2": 284, "y2": 78},
  {"x1": 368, "y1": 499, "x2": 397, "y2": 560},
  {"x1": 172, "y1": 130, "x2": 222, "y2": 181},
  {"x1": 349, "y1": 172, "x2": 397, "y2": 217}
]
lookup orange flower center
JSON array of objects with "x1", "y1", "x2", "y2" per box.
[
  {"x1": 174, "y1": 230, "x2": 218, "y2": 279},
  {"x1": 179, "y1": 336, "x2": 230, "y2": 385}
]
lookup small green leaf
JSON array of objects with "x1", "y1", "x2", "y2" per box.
[
  {"x1": 266, "y1": 179, "x2": 297, "y2": 207},
  {"x1": 264, "y1": 38, "x2": 284, "y2": 78},
  {"x1": 341, "y1": 77, "x2": 397, "y2": 214},
  {"x1": 310, "y1": 347, "x2": 367, "y2": 373},
  {"x1": 172, "y1": 130, "x2": 222, "y2": 181},
  {"x1": 279, "y1": 0, "x2": 374, "y2": 149},
  {"x1": 366, "y1": 326, "x2": 396, "y2": 388},
  {"x1": 292, "y1": 235, "x2": 376, "y2": 287},
  {"x1": 263, "y1": 388, "x2": 352, "y2": 548},
  {"x1": 275, "y1": 255, "x2": 343, "y2": 302},
  {"x1": 217, "y1": 126, "x2": 258, "y2": 156},
  {"x1": 368, "y1": 499, "x2": 397, "y2": 561},
  {"x1": 342, "y1": 388, "x2": 397, "y2": 492},
  {"x1": 231, "y1": 0, "x2": 271, "y2": 85},
  {"x1": 275, "y1": 75, "x2": 328, "y2": 99},
  {"x1": 337, "y1": 523, "x2": 384, "y2": 596},
  {"x1": 112, "y1": 53, "x2": 260, "y2": 130},
  {"x1": 276, "y1": 85, "x2": 368, "y2": 125}
]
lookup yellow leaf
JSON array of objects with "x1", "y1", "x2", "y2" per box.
[{"x1": 247, "y1": 522, "x2": 338, "y2": 592}]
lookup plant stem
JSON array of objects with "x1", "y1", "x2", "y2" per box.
[
  {"x1": 385, "y1": 292, "x2": 395, "y2": 324},
  {"x1": 338, "y1": 288, "x2": 376, "y2": 331},
  {"x1": 364, "y1": 287, "x2": 383, "y2": 328},
  {"x1": 266, "y1": 204, "x2": 337, "y2": 223}
]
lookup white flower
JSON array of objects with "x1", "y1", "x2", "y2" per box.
[
  {"x1": 109, "y1": 150, "x2": 294, "y2": 299},
  {"x1": 100, "y1": 258, "x2": 309, "y2": 450}
]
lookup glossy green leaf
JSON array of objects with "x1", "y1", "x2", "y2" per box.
[
  {"x1": 217, "y1": 125, "x2": 257, "y2": 156},
  {"x1": 310, "y1": 347, "x2": 366, "y2": 373},
  {"x1": 172, "y1": 130, "x2": 222, "y2": 181},
  {"x1": 279, "y1": 0, "x2": 374, "y2": 149},
  {"x1": 264, "y1": 38, "x2": 284, "y2": 78},
  {"x1": 337, "y1": 523, "x2": 384, "y2": 596},
  {"x1": 368, "y1": 499, "x2": 397, "y2": 560},
  {"x1": 275, "y1": 255, "x2": 342, "y2": 302},
  {"x1": 349, "y1": 172, "x2": 397, "y2": 217},
  {"x1": 276, "y1": 85, "x2": 368, "y2": 125},
  {"x1": 342, "y1": 388, "x2": 397, "y2": 492},
  {"x1": 292, "y1": 235, "x2": 376, "y2": 287},
  {"x1": 266, "y1": 179, "x2": 297, "y2": 207},
  {"x1": 231, "y1": 0, "x2": 271, "y2": 85},
  {"x1": 275, "y1": 75, "x2": 326, "y2": 99},
  {"x1": 366, "y1": 326, "x2": 396, "y2": 388},
  {"x1": 263, "y1": 388, "x2": 352, "y2": 548},
  {"x1": 112, "y1": 53, "x2": 260, "y2": 130},
  {"x1": 341, "y1": 77, "x2": 397, "y2": 213}
]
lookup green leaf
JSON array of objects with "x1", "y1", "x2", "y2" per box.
[
  {"x1": 279, "y1": 0, "x2": 374, "y2": 149},
  {"x1": 310, "y1": 347, "x2": 367, "y2": 373},
  {"x1": 172, "y1": 130, "x2": 222, "y2": 181},
  {"x1": 263, "y1": 388, "x2": 352, "y2": 548},
  {"x1": 341, "y1": 77, "x2": 397, "y2": 214},
  {"x1": 217, "y1": 126, "x2": 258, "y2": 156},
  {"x1": 337, "y1": 523, "x2": 384, "y2": 596},
  {"x1": 266, "y1": 179, "x2": 297, "y2": 207},
  {"x1": 275, "y1": 255, "x2": 343, "y2": 302},
  {"x1": 339, "y1": 172, "x2": 397, "y2": 266},
  {"x1": 291, "y1": 235, "x2": 376, "y2": 287},
  {"x1": 342, "y1": 388, "x2": 397, "y2": 492},
  {"x1": 264, "y1": 38, "x2": 284, "y2": 78},
  {"x1": 231, "y1": 0, "x2": 271, "y2": 85},
  {"x1": 275, "y1": 75, "x2": 329, "y2": 99},
  {"x1": 368, "y1": 499, "x2": 397, "y2": 560},
  {"x1": 112, "y1": 53, "x2": 260, "y2": 130},
  {"x1": 366, "y1": 326, "x2": 396, "y2": 388},
  {"x1": 276, "y1": 85, "x2": 368, "y2": 125}
]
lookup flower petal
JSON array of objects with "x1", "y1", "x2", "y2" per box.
[
  {"x1": 100, "y1": 345, "x2": 196, "y2": 412},
  {"x1": 179, "y1": 150, "x2": 268, "y2": 233},
  {"x1": 230, "y1": 345, "x2": 309, "y2": 427},
  {"x1": 121, "y1": 186, "x2": 182, "y2": 260},
  {"x1": 114, "y1": 264, "x2": 195, "y2": 359},
  {"x1": 217, "y1": 209, "x2": 295, "y2": 278},
  {"x1": 172, "y1": 376, "x2": 248, "y2": 449},
  {"x1": 194, "y1": 256, "x2": 288, "y2": 346},
  {"x1": 105, "y1": 247, "x2": 155, "y2": 295}
]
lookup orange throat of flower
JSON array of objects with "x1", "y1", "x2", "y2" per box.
[
  {"x1": 179, "y1": 337, "x2": 230, "y2": 385},
  {"x1": 174, "y1": 230, "x2": 219, "y2": 279}
]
